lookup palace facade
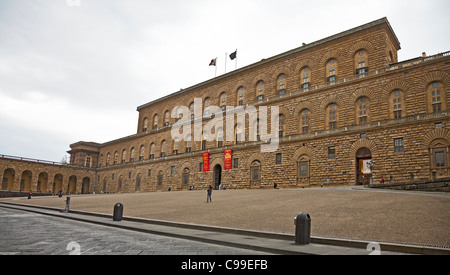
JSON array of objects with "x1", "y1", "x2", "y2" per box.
[{"x1": 2, "y1": 18, "x2": 449, "y2": 194}]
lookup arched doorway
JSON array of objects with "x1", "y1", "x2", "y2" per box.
[
  {"x1": 182, "y1": 168, "x2": 190, "y2": 190},
  {"x1": 68, "y1": 176, "x2": 77, "y2": 194},
  {"x1": 81, "y1": 177, "x2": 90, "y2": 194},
  {"x1": 2, "y1": 169, "x2": 15, "y2": 190},
  {"x1": 53, "y1": 174, "x2": 63, "y2": 194},
  {"x1": 356, "y1": 147, "x2": 372, "y2": 185},
  {"x1": 20, "y1": 170, "x2": 32, "y2": 192},
  {"x1": 214, "y1": 164, "x2": 222, "y2": 190},
  {"x1": 37, "y1": 172, "x2": 48, "y2": 193}
]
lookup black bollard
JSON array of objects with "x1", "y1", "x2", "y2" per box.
[
  {"x1": 113, "y1": 203, "x2": 124, "y2": 221},
  {"x1": 294, "y1": 212, "x2": 311, "y2": 245}
]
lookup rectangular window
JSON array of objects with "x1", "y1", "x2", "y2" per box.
[
  {"x1": 394, "y1": 110, "x2": 402, "y2": 120},
  {"x1": 251, "y1": 167, "x2": 260, "y2": 181},
  {"x1": 299, "y1": 162, "x2": 308, "y2": 178},
  {"x1": 171, "y1": 166, "x2": 175, "y2": 175},
  {"x1": 276, "y1": 153, "x2": 282, "y2": 164},
  {"x1": 433, "y1": 103, "x2": 442, "y2": 113},
  {"x1": 435, "y1": 151, "x2": 445, "y2": 167},
  {"x1": 359, "y1": 116, "x2": 367, "y2": 124},
  {"x1": 233, "y1": 158, "x2": 239, "y2": 169},
  {"x1": 199, "y1": 162, "x2": 203, "y2": 172},
  {"x1": 301, "y1": 83, "x2": 310, "y2": 89},
  {"x1": 328, "y1": 147, "x2": 336, "y2": 159},
  {"x1": 202, "y1": 140, "x2": 207, "y2": 150},
  {"x1": 148, "y1": 169, "x2": 151, "y2": 177},
  {"x1": 394, "y1": 138, "x2": 404, "y2": 153},
  {"x1": 435, "y1": 122, "x2": 443, "y2": 128}
]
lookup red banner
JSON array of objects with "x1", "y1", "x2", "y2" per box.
[
  {"x1": 224, "y1": 149, "x2": 232, "y2": 170},
  {"x1": 202, "y1": 152, "x2": 210, "y2": 172}
]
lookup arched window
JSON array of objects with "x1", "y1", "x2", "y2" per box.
[
  {"x1": 161, "y1": 140, "x2": 167, "y2": 157},
  {"x1": 277, "y1": 74, "x2": 286, "y2": 95},
  {"x1": 250, "y1": 160, "x2": 261, "y2": 182},
  {"x1": 326, "y1": 58, "x2": 337, "y2": 83},
  {"x1": 357, "y1": 97, "x2": 370, "y2": 125},
  {"x1": 237, "y1": 87, "x2": 245, "y2": 106},
  {"x1": 278, "y1": 114, "x2": 285, "y2": 137},
  {"x1": 217, "y1": 127, "x2": 224, "y2": 147},
  {"x1": 153, "y1": 114, "x2": 158, "y2": 129},
  {"x1": 173, "y1": 138, "x2": 179, "y2": 155},
  {"x1": 355, "y1": 50, "x2": 369, "y2": 74},
  {"x1": 220, "y1": 92, "x2": 227, "y2": 111},
  {"x1": 300, "y1": 67, "x2": 310, "y2": 89},
  {"x1": 390, "y1": 90, "x2": 405, "y2": 119},
  {"x1": 428, "y1": 82, "x2": 446, "y2": 113},
  {"x1": 150, "y1": 143, "x2": 156, "y2": 159},
  {"x1": 143, "y1": 117, "x2": 148, "y2": 132},
  {"x1": 114, "y1": 151, "x2": 119, "y2": 165},
  {"x1": 106, "y1": 153, "x2": 111, "y2": 166},
  {"x1": 235, "y1": 123, "x2": 244, "y2": 144},
  {"x1": 139, "y1": 145, "x2": 145, "y2": 161},
  {"x1": 121, "y1": 149, "x2": 127, "y2": 164},
  {"x1": 189, "y1": 102, "x2": 195, "y2": 120},
  {"x1": 130, "y1": 147, "x2": 136, "y2": 162},
  {"x1": 256, "y1": 81, "x2": 264, "y2": 101},
  {"x1": 300, "y1": 109, "x2": 310, "y2": 134},
  {"x1": 326, "y1": 103, "x2": 338, "y2": 129},
  {"x1": 204, "y1": 97, "x2": 211, "y2": 115},
  {"x1": 164, "y1": 111, "x2": 170, "y2": 126},
  {"x1": 185, "y1": 135, "x2": 192, "y2": 153},
  {"x1": 254, "y1": 119, "x2": 261, "y2": 141}
]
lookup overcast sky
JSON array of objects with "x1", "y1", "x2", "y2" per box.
[{"x1": 0, "y1": 0, "x2": 449, "y2": 162}]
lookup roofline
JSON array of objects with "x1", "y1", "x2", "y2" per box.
[{"x1": 137, "y1": 17, "x2": 400, "y2": 111}]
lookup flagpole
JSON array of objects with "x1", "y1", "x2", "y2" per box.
[
  {"x1": 225, "y1": 53, "x2": 227, "y2": 74},
  {"x1": 215, "y1": 59, "x2": 217, "y2": 77},
  {"x1": 235, "y1": 49, "x2": 237, "y2": 70}
]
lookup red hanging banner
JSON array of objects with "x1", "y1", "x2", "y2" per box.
[
  {"x1": 224, "y1": 149, "x2": 232, "y2": 170},
  {"x1": 202, "y1": 152, "x2": 210, "y2": 172}
]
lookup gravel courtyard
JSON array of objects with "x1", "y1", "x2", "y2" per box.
[{"x1": 3, "y1": 186, "x2": 449, "y2": 247}]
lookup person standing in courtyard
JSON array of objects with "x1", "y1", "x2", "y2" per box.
[{"x1": 207, "y1": 185, "x2": 213, "y2": 203}]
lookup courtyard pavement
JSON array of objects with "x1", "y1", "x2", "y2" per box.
[{"x1": 1, "y1": 186, "x2": 449, "y2": 249}]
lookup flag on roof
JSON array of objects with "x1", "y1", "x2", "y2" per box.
[
  {"x1": 229, "y1": 50, "x2": 237, "y2": 60},
  {"x1": 209, "y1": 58, "x2": 217, "y2": 66}
]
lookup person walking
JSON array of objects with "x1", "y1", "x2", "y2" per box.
[{"x1": 206, "y1": 185, "x2": 213, "y2": 203}]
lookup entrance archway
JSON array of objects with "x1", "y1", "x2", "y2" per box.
[
  {"x1": 2, "y1": 169, "x2": 15, "y2": 190},
  {"x1": 214, "y1": 164, "x2": 222, "y2": 190},
  {"x1": 37, "y1": 172, "x2": 48, "y2": 193},
  {"x1": 82, "y1": 177, "x2": 90, "y2": 194},
  {"x1": 356, "y1": 147, "x2": 372, "y2": 185},
  {"x1": 68, "y1": 176, "x2": 77, "y2": 194},
  {"x1": 20, "y1": 170, "x2": 32, "y2": 192},
  {"x1": 53, "y1": 174, "x2": 63, "y2": 194}
]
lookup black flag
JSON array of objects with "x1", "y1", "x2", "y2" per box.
[{"x1": 229, "y1": 50, "x2": 237, "y2": 60}]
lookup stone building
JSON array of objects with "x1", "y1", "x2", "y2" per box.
[{"x1": 1, "y1": 17, "x2": 449, "y2": 194}]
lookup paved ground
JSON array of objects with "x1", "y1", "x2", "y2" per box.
[
  {"x1": 2, "y1": 186, "x2": 449, "y2": 247},
  {"x1": 0, "y1": 207, "x2": 270, "y2": 255}
]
